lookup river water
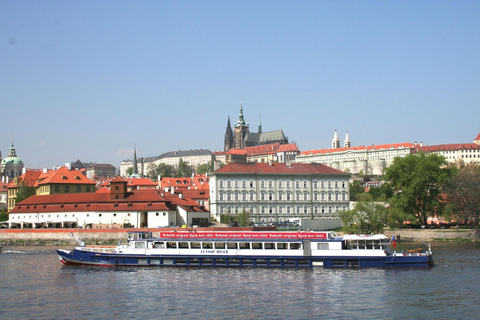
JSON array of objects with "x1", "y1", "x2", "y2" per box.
[{"x1": 1, "y1": 242, "x2": 479, "y2": 320}]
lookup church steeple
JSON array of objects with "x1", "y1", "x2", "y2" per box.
[
  {"x1": 332, "y1": 130, "x2": 340, "y2": 149},
  {"x1": 132, "y1": 143, "x2": 138, "y2": 175},
  {"x1": 344, "y1": 131, "x2": 351, "y2": 148},
  {"x1": 258, "y1": 114, "x2": 262, "y2": 134},
  {"x1": 224, "y1": 116, "x2": 233, "y2": 151},
  {"x1": 235, "y1": 102, "x2": 247, "y2": 128}
]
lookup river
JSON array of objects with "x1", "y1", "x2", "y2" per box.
[{"x1": 1, "y1": 242, "x2": 479, "y2": 319}]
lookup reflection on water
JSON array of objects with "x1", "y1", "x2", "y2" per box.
[{"x1": 1, "y1": 243, "x2": 480, "y2": 319}]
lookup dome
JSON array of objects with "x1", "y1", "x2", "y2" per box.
[
  {"x1": 1, "y1": 156, "x2": 23, "y2": 165},
  {"x1": 1, "y1": 143, "x2": 23, "y2": 165}
]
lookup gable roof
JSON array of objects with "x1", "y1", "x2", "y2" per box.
[{"x1": 414, "y1": 143, "x2": 480, "y2": 153}]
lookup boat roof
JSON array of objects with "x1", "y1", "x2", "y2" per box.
[{"x1": 342, "y1": 234, "x2": 388, "y2": 241}]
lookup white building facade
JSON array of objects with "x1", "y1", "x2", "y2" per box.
[{"x1": 209, "y1": 162, "x2": 350, "y2": 223}]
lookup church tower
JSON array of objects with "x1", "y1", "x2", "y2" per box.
[
  {"x1": 344, "y1": 131, "x2": 351, "y2": 148},
  {"x1": 332, "y1": 130, "x2": 340, "y2": 149},
  {"x1": 233, "y1": 103, "x2": 249, "y2": 149},
  {"x1": 224, "y1": 116, "x2": 233, "y2": 151},
  {"x1": 258, "y1": 114, "x2": 262, "y2": 134}
]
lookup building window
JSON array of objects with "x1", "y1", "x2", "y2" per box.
[
  {"x1": 296, "y1": 181, "x2": 300, "y2": 188},
  {"x1": 278, "y1": 181, "x2": 283, "y2": 188},
  {"x1": 304, "y1": 181, "x2": 307, "y2": 188},
  {"x1": 220, "y1": 181, "x2": 224, "y2": 188},
  {"x1": 261, "y1": 181, "x2": 265, "y2": 188},
  {"x1": 220, "y1": 193, "x2": 224, "y2": 201},
  {"x1": 242, "y1": 181, "x2": 246, "y2": 188},
  {"x1": 269, "y1": 181, "x2": 273, "y2": 188},
  {"x1": 286, "y1": 181, "x2": 291, "y2": 188},
  {"x1": 278, "y1": 193, "x2": 283, "y2": 201}
]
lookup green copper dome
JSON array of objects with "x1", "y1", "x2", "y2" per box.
[{"x1": 1, "y1": 143, "x2": 23, "y2": 165}]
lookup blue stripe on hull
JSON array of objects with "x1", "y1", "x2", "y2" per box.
[{"x1": 57, "y1": 249, "x2": 433, "y2": 268}]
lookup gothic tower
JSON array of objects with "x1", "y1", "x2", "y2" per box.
[
  {"x1": 224, "y1": 116, "x2": 233, "y2": 151},
  {"x1": 233, "y1": 103, "x2": 249, "y2": 149}
]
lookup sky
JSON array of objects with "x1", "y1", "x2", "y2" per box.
[{"x1": 1, "y1": 1, "x2": 479, "y2": 169}]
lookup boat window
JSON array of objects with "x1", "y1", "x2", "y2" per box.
[
  {"x1": 264, "y1": 243, "x2": 275, "y2": 250},
  {"x1": 333, "y1": 260, "x2": 345, "y2": 266},
  {"x1": 242, "y1": 259, "x2": 254, "y2": 265},
  {"x1": 201, "y1": 258, "x2": 213, "y2": 265},
  {"x1": 190, "y1": 242, "x2": 201, "y2": 249},
  {"x1": 166, "y1": 242, "x2": 177, "y2": 249},
  {"x1": 270, "y1": 259, "x2": 282, "y2": 266},
  {"x1": 215, "y1": 259, "x2": 226, "y2": 265},
  {"x1": 153, "y1": 242, "x2": 165, "y2": 249},
  {"x1": 256, "y1": 259, "x2": 268, "y2": 266},
  {"x1": 202, "y1": 242, "x2": 213, "y2": 249},
  {"x1": 188, "y1": 258, "x2": 200, "y2": 265},
  {"x1": 175, "y1": 259, "x2": 187, "y2": 265},
  {"x1": 317, "y1": 243, "x2": 329, "y2": 250},
  {"x1": 163, "y1": 259, "x2": 173, "y2": 264},
  {"x1": 214, "y1": 242, "x2": 226, "y2": 249},
  {"x1": 228, "y1": 258, "x2": 240, "y2": 265},
  {"x1": 290, "y1": 243, "x2": 302, "y2": 250},
  {"x1": 227, "y1": 242, "x2": 237, "y2": 249},
  {"x1": 277, "y1": 243, "x2": 288, "y2": 250},
  {"x1": 150, "y1": 259, "x2": 160, "y2": 265},
  {"x1": 284, "y1": 259, "x2": 296, "y2": 266},
  {"x1": 238, "y1": 242, "x2": 250, "y2": 249},
  {"x1": 297, "y1": 260, "x2": 310, "y2": 266},
  {"x1": 138, "y1": 258, "x2": 148, "y2": 265},
  {"x1": 252, "y1": 242, "x2": 263, "y2": 249},
  {"x1": 135, "y1": 242, "x2": 146, "y2": 249},
  {"x1": 178, "y1": 242, "x2": 189, "y2": 249}
]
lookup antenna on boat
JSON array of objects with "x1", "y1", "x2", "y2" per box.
[{"x1": 69, "y1": 233, "x2": 85, "y2": 247}]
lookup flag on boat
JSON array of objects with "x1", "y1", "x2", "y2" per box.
[{"x1": 390, "y1": 234, "x2": 397, "y2": 248}]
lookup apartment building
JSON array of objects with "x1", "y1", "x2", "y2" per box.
[{"x1": 209, "y1": 162, "x2": 350, "y2": 223}]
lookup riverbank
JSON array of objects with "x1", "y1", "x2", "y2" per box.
[{"x1": 0, "y1": 227, "x2": 477, "y2": 246}]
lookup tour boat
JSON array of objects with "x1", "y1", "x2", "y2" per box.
[{"x1": 56, "y1": 231, "x2": 433, "y2": 268}]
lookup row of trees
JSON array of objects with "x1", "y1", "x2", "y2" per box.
[
  {"x1": 126, "y1": 158, "x2": 216, "y2": 181},
  {"x1": 341, "y1": 153, "x2": 480, "y2": 240}
]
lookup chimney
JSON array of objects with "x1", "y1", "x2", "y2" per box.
[
  {"x1": 268, "y1": 160, "x2": 273, "y2": 166},
  {"x1": 171, "y1": 187, "x2": 175, "y2": 195},
  {"x1": 179, "y1": 193, "x2": 183, "y2": 199}
]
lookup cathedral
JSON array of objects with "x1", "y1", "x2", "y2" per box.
[{"x1": 224, "y1": 104, "x2": 289, "y2": 151}]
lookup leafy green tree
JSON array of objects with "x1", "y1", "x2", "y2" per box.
[
  {"x1": 340, "y1": 193, "x2": 389, "y2": 234},
  {"x1": 385, "y1": 152, "x2": 453, "y2": 227},
  {"x1": 236, "y1": 211, "x2": 251, "y2": 227},
  {"x1": 443, "y1": 162, "x2": 480, "y2": 240},
  {"x1": 15, "y1": 182, "x2": 37, "y2": 204},
  {"x1": 349, "y1": 180, "x2": 365, "y2": 201},
  {"x1": 175, "y1": 158, "x2": 192, "y2": 178},
  {"x1": 197, "y1": 161, "x2": 215, "y2": 175},
  {"x1": 369, "y1": 182, "x2": 395, "y2": 201},
  {"x1": 126, "y1": 167, "x2": 133, "y2": 176},
  {"x1": 147, "y1": 163, "x2": 176, "y2": 179},
  {"x1": 0, "y1": 208, "x2": 8, "y2": 222}
]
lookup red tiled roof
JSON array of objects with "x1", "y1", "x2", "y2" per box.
[
  {"x1": 244, "y1": 143, "x2": 280, "y2": 156},
  {"x1": 414, "y1": 143, "x2": 480, "y2": 153},
  {"x1": 214, "y1": 162, "x2": 346, "y2": 175},
  {"x1": 227, "y1": 149, "x2": 247, "y2": 155},
  {"x1": 298, "y1": 143, "x2": 415, "y2": 156},
  {"x1": 475, "y1": 132, "x2": 480, "y2": 141},
  {"x1": 277, "y1": 143, "x2": 299, "y2": 152},
  {"x1": 7, "y1": 170, "x2": 42, "y2": 188},
  {"x1": 36, "y1": 167, "x2": 96, "y2": 186}
]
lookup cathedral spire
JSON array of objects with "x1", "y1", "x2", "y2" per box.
[
  {"x1": 235, "y1": 102, "x2": 247, "y2": 127},
  {"x1": 224, "y1": 116, "x2": 233, "y2": 151},
  {"x1": 132, "y1": 143, "x2": 138, "y2": 175},
  {"x1": 258, "y1": 113, "x2": 262, "y2": 134}
]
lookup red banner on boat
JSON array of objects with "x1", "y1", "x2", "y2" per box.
[{"x1": 158, "y1": 231, "x2": 328, "y2": 240}]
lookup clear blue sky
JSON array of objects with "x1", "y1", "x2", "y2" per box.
[{"x1": 1, "y1": 1, "x2": 479, "y2": 169}]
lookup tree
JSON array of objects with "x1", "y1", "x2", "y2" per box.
[
  {"x1": 0, "y1": 208, "x2": 7, "y2": 222},
  {"x1": 385, "y1": 152, "x2": 453, "y2": 227},
  {"x1": 340, "y1": 193, "x2": 389, "y2": 234},
  {"x1": 175, "y1": 158, "x2": 192, "y2": 178},
  {"x1": 236, "y1": 211, "x2": 251, "y2": 227},
  {"x1": 126, "y1": 167, "x2": 133, "y2": 176},
  {"x1": 197, "y1": 161, "x2": 215, "y2": 175},
  {"x1": 369, "y1": 182, "x2": 395, "y2": 201},
  {"x1": 443, "y1": 162, "x2": 480, "y2": 240},
  {"x1": 147, "y1": 163, "x2": 175, "y2": 179},
  {"x1": 349, "y1": 180, "x2": 365, "y2": 201},
  {"x1": 15, "y1": 182, "x2": 37, "y2": 204}
]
